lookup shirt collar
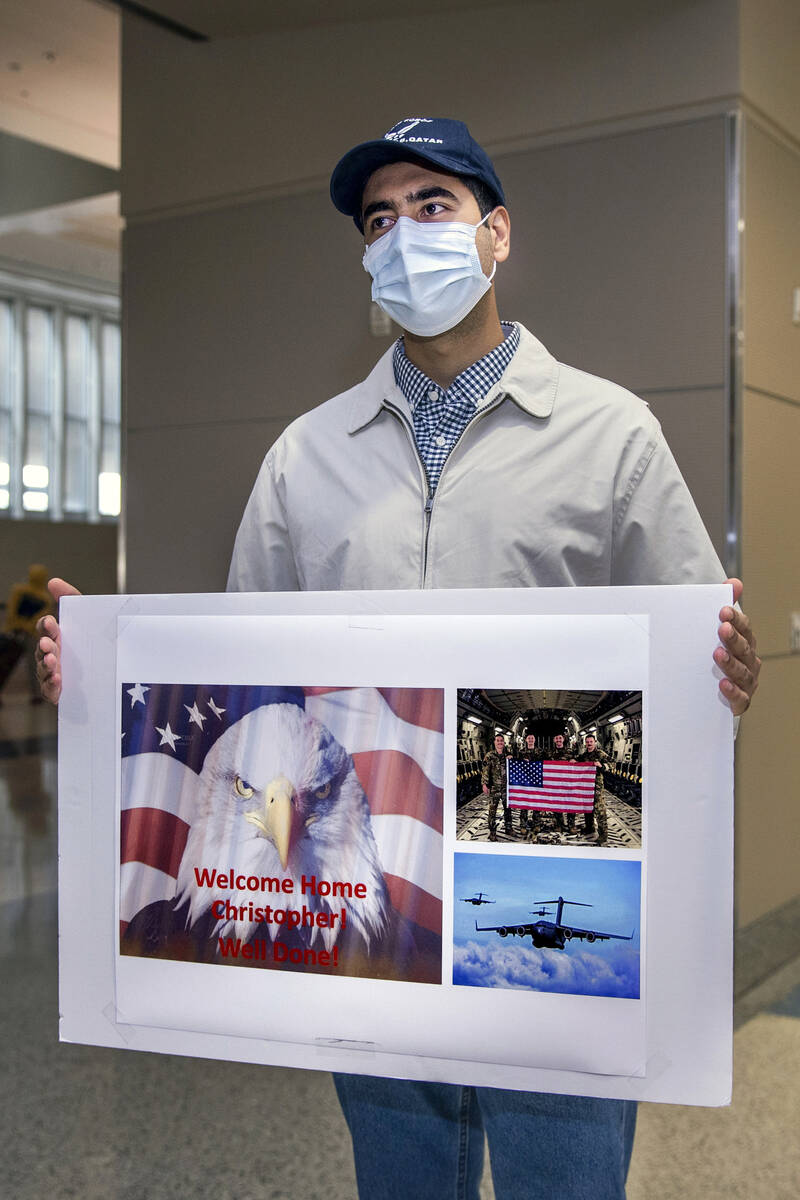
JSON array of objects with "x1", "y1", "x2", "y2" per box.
[
  {"x1": 346, "y1": 323, "x2": 559, "y2": 434},
  {"x1": 392, "y1": 321, "x2": 520, "y2": 412}
]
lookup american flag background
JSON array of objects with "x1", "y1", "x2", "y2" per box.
[
  {"x1": 507, "y1": 758, "x2": 596, "y2": 814},
  {"x1": 120, "y1": 684, "x2": 443, "y2": 948}
]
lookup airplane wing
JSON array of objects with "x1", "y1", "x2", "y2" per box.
[
  {"x1": 475, "y1": 920, "x2": 535, "y2": 934},
  {"x1": 565, "y1": 925, "x2": 634, "y2": 943}
]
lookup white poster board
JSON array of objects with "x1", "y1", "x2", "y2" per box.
[{"x1": 58, "y1": 585, "x2": 733, "y2": 1105}]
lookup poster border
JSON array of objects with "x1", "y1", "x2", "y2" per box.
[{"x1": 58, "y1": 585, "x2": 733, "y2": 1106}]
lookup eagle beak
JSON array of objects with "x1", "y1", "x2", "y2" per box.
[{"x1": 245, "y1": 775, "x2": 300, "y2": 869}]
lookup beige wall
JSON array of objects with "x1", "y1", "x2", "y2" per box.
[
  {"x1": 736, "y1": 115, "x2": 800, "y2": 924},
  {"x1": 742, "y1": 385, "x2": 800, "y2": 655},
  {"x1": 741, "y1": 122, "x2": 800, "y2": 413},
  {"x1": 122, "y1": 0, "x2": 739, "y2": 218},
  {"x1": 740, "y1": 0, "x2": 800, "y2": 145},
  {"x1": 738, "y1": 386, "x2": 800, "y2": 924},
  {"x1": 735, "y1": 657, "x2": 800, "y2": 923}
]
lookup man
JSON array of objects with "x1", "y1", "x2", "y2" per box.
[
  {"x1": 577, "y1": 732, "x2": 610, "y2": 844},
  {"x1": 37, "y1": 118, "x2": 760, "y2": 1199},
  {"x1": 516, "y1": 731, "x2": 543, "y2": 838},
  {"x1": 550, "y1": 731, "x2": 575, "y2": 836},
  {"x1": 481, "y1": 731, "x2": 513, "y2": 840}
]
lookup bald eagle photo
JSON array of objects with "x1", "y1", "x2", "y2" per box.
[{"x1": 120, "y1": 686, "x2": 442, "y2": 983}]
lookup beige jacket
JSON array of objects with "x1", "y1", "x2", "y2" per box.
[{"x1": 227, "y1": 325, "x2": 723, "y2": 592}]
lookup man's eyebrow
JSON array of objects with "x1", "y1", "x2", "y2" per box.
[
  {"x1": 361, "y1": 186, "x2": 459, "y2": 224},
  {"x1": 408, "y1": 186, "x2": 459, "y2": 204}
]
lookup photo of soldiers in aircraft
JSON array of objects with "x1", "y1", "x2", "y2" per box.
[
  {"x1": 475, "y1": 895, "x2": 634, "y2": 951},
  {"x1": 456, "y1": 688, "x2": 643, "y2": 849},
  {"x1": 459, "y1": 892, "x2": 496, "y2": 906}
]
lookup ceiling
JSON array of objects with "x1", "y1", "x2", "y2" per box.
[
  {"x1": 459, "y1": 689, "x2": 642, "y2": 733},
  {"x1": 0, "y1": 0, "x2": 119, "y2": 167},
  {"x1": 0, "y1": 1, "x2": 120, "y2": 276}
]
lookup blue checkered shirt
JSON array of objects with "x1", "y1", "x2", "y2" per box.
[{"x1": 393, "y1": 322, "x2": 520, "y2": 493}]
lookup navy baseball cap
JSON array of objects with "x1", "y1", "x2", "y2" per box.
[{"x1": 330, "y1": 117, "x2": 506, "y2": 231}]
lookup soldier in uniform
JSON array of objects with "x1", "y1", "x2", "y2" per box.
[
  {"x1": 549, "y1": 732, "x2": 574, "y2": 836},
  {"x1": 516, "y1": 732, "x2": 543, "y2": 838},
  {"x1": 481, "y1": 732, "x2": 512, "y2": 841},
  {"x1": 577, "y1": 732, "x2": 610, "y2": 844}
]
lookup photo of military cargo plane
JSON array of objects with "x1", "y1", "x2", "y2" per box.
[
  {"x1": 460, "y1": 892, "x2": 496, "y2": 905},
  {"x1": 454, "y1": 854, "x2": 641, "y2": 997},
  {"x1": 476, "y1": 895, "x2": 634, "y2": 950}
]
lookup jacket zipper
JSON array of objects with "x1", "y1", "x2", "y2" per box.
[
  {"x1": 384, "y1": 402, "x2": 434, "y2": 587},
  {"x1": 385, "y1": 391, "x2": 506, "y2": 588}
]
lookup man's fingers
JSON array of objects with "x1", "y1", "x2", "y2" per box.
[
  {"x1": 36, "y1": 613, "x2": 61, "y2": 644},
  {"x1": 719, "y1": 603, "x2": 756, "y2": 653},
  {"x1": 35, "y1": 618, "x2": 66, "y2": 706},
  {"x1": 38, "y1": 653, "x2": 60, "y2": 680},
  {"x1": 718, "y1": 676, "x2": 754, "y2": 717},
  {"x1": 36, "y1": 659, "x2": 62, "y2": 704},
  {"x1": 714, "y1": 642, "x2": 757, "y2": 689},
  {"x1": 48, "y1": 577, "x2": 82, "y2": 603},
  {"x1": 714, "y1": 623, "x2": 761, "y2": 716},
  {"x1": 32, "y1": 581, "x2": 80, "y2": 707},
  {"x1": 39, "y1": 672, "x2": 62, "y2": 705},
  {"x1": 717, "y1": 620, "x2": 758, "y2": 672},
  {"x1": 724, "y1": 576, "x2": 744, "y2": 606}
]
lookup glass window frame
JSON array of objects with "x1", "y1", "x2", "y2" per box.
[{"x1": 0, "y1": 266, "x2": 120, "y2": 524}]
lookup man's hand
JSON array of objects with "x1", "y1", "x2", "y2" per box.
[
  {"x1": 714, "y1": 578, "x2": 761, "y2": 717},
  {"x1": 35, "y1": 578, "x2": 81, "y2": 704}
]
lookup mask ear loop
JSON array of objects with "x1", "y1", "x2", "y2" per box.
[{"x1": 477, "y1": 209, "x2": 498, "y2": 283}]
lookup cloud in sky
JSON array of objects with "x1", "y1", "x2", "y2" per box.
[{"x1": 453, "y1": 939, "x2": 640, "y2": 999}]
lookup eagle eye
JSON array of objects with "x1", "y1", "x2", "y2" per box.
[
  {"x1": 315, "y1": 782, "x2": 332, "y2": 800},
  {"x1": 234, "y1": 775, "x2": 254, "y2": 799}
]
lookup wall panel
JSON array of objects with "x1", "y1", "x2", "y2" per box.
[
  {"x1": 125, "y1": 420, "x2": 296, "y2": 592},
  {"x1": 124, "y1": 193, "x2": 385, "y2": 433},
  {"x1": 0, "y1": 519, "x2": 117, "y2": 599},
  {"x1": 743, "y1": 120, "x2": 800, "y2": 406},
  {"x1": 122, "y1": 0, "x2": 739, "y2": 218},
  {"x1": 735, "y1": 655, "x2": 800, "y2": 925},
  {"x1": 741, "y1": 0, "x2": 800, "y2": 147},
  {"x1": 741, "y1": 388, "x2": 800, "y2": 656},
  {"x1": 496, "y1": 118, "x2": 727, "y2": 392}
]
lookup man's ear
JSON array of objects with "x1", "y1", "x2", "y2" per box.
[{"x1": 488, "y1": 206, "x2": 511, "y2": 263}]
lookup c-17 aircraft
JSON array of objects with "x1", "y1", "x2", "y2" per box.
[
  {"x1": 476, "y1": 896, "x2": 634, "y2": 950},
  {"x1": 460, "y1": 892, "x2": 496, "y2": 906}
]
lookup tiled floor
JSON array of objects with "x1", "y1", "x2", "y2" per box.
[{"x1": 1, "y1": 679, "x2": 797, "y2": 1199}]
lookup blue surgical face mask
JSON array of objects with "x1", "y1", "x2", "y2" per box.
[{"x1": 362, "y1": 212, "x2": 496, "y2": 337}]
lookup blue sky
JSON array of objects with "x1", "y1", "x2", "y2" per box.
[{"x1": 453, "y1": 852, "x2": 641, "y2": 998}]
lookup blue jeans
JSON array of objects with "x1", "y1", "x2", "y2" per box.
[{"x1": 334, "y1": 1074, "x2": 637, "y2": 1199}]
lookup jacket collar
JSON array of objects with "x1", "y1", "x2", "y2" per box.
[{"x1": 346, "y1": 323, "x2": 558, "y2": 434}]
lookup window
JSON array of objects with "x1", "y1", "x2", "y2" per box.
[{"x1": 0, "y1": 268, "x2": 121, "y2": 522}]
